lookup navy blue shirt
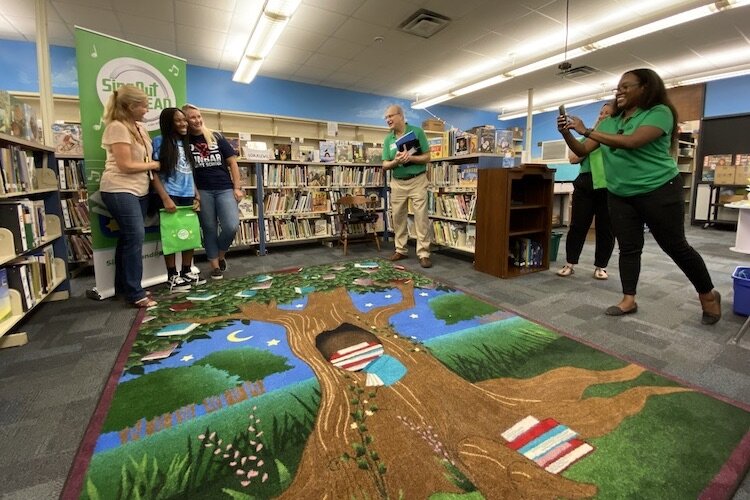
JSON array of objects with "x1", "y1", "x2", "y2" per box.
[{"x1": 188, "y1": 132, "x2": 236, "y2": 190}]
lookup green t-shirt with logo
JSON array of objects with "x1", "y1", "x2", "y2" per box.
[
  {"x1": 382, "y1": 124, "x2": 430, "y2": 179},
  {"x1": 598, "y1": 104, "x2": 678, "y2": 197},
  {"x1": 577, "y1": 138, "x2": 607, "y2": 189}
]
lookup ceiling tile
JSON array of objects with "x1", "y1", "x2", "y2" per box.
[
  {"x1": 52, "y1": 3, "x2": 124, "y2": 38},
  {"x1": 294, "y1": 64, "x2": 334, "y2": 81},
  {"x1": 175, "y1": 26, "x2": 227, "y2": 51},
  {"x1": 175, "y1": 1, "x2": 231, "y2": 32},
  {"x1": 314, "y1": 0, "x2": 367, "y2": 16},
  {"x1": 421, "y1": 0, "x2": 485, "y2": 21},
  {"x1": 352, "y1": 0, "x2": 425, "y2": 29},
  {"x1": 317, "y1": 36, "x2": 366, "y2": 60},
  {"x1": 333, "y1": 17, "x2": 387, "y2": 45},
  {"x1": 288, "y1": 4, "x2": 348, "y2": 36},
  {"x1": 2, "y1": 0, "x2": 37, "y2": 17},
  {"x1": 277, "y1": 25, "x2": 328, "y2": 52},
  {"x1": 118, "y1": 13, "x2": 175, "y2": 40},
  {"x1": 112, "y1": 0, "x2": 174, "y2": 21},
  {"x1": 180, "y1": 0, "x2": 234, "y2": 11},
  {"x1": 264, "y1": 44, "x2": 314, "y2": 66},
  {"x1": 130, "y1": 35, "x2": 178, "y2": 56},
  {"x1": 303, "y1": 52, "x2": 348, "y2": 71}
]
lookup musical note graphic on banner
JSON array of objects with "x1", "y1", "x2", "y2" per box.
[
  {"x1": 91, "y1": 44, "x2": 98, "y2": 58},
  {"x1": 93, "y1": 117, "x2": 104, "y2": 131},
  {"x1": 168, "y1": 64, "x2": 179, "y2": 76}
]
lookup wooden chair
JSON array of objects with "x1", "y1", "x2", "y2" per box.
[{"x1": 336, "y1": 194, "x2": 381, "y2": 256}]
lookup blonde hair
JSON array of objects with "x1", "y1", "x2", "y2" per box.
[
  {"x1": 181, "y1": 103, "x2": 216, "y2": 147},
  {"x1": 102, "y1": 84, "x2": 147, "y2": 125}
]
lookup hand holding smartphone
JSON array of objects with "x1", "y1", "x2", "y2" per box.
[{"x1": 558, "y1": 104, "x2": 567, "y2": 117}]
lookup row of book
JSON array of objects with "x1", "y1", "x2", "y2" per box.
[
  {"x1": 1, "y1": 245, "x2": 58, "y2": 313},
  {"x1": 0, "y1": 90, "x2": 41, "y2": 143},
  {"x1": 232, "y1": 220, "x2": 261, "y2": 247},
  {"x1": 0, "y1": 145, "x2": 36, "y2": 194},
  {"x1": 262, "y1": 164, "x2": 384, "y2": 187},
  {"x1": 57, "y1": 158, "x2": 86, "y2": 190},
  {"x1": 0, "y1": 199, "x2": 50, "y2": 255},
  {"x1": 317, "y1": 141, "x2": 381, "y2": 164},
  {"x1": 428, "y1": 162, "x2": 479, "y2": 187},
  {"x1": 67, "y1": 233, "x2": 93, "y2": 263},
  {"x1": 426, "y1": 127, "x2": 519, "y2": 162},
  {"x1": 265, "y1": 216, "x2": 332, "y2": 241},
  {"x1": 263, "y1": 190, "x2": 330, "y2": 214},
  {"x1": 62, "y1": 198, "x2": 90, "y2": 229},
  {"x1": 431, "y1": 220, "x2": 476, "y2": 251},
  {"x1": 427, "y1": 192, "x2": 477, "y2": 221},
  {"x1": 509, "y1": 238, "x2": 544, "y2": 268}
]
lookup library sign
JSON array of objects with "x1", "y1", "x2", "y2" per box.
[
  {"x1": 96, "y1": 57, "x2": 176, "y2": 131},
  {"x1": 75, "y1": 27, "x2": 186, "y2": 299}
]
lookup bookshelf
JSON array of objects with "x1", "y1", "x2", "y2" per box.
[
  {"x1": 236, "y1": 159, "x2": 386, "y2": 255},
  {"x1": 474, "y1": 164, "x2": 555, "y2": 278},
  {"x1": 55, "y1": 155, "x2": 92, "y2": 276},
  {"x1": 0, "y1": 132, "x2": 69, "y2": 348}
]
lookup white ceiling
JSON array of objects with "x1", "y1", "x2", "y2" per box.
[{"x1": 1, "y1": 0, "x2": 750, "y2": 114}]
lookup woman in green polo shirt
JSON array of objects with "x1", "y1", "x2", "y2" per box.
[{"x1": 557, "y1": 68, "x2": 721, "y2": 325}]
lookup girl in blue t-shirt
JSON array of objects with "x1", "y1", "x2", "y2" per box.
[{"x1": 152, "y1": 107, "x2": 205, "y2": 291}]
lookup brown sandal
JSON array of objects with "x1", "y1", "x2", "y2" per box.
[
  {"x1": 700, "y1": 290, "x2": 721, "y2": 325},
  {"x1": 133, "y1": 296, "x2": 158, "y2": 308}
]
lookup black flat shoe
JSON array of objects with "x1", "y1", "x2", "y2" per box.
[
  {"x1": 605, "y1": 303, "x2": 638, "y2": 316},
  {"x1": 701, "y1": 290, "x2": 721, "y2": 325}
]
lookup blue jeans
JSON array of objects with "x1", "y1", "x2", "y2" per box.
[
  {"x1": 101, "y1": 191, "x2": 148, "y2": 303},
  {"x1": 197, "y1": 189, "x2": 239, "y2": 260}
]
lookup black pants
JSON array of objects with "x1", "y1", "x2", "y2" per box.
[
  {"x1": 565, "y1": 173, "x2": 614, "y2": 268},
  {"x1": 607, "y1": 174, "x2": 713, "y2": 296}
]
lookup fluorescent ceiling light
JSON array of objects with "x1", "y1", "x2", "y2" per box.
[
  {"x1": 233, "y1": 0, "x2": 301, "y2": 83},
  {"x1": 411, "y1": 0, "x2": 750, "y2": 108}
]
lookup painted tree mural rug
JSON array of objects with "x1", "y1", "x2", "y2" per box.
[{"x1": 63, "y1": 259, "x2": 750, "y2": 499}]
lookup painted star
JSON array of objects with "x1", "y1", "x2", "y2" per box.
[
  {"x1": 409, "y1": 314, "x2": 419, "y2": 319},
  {"x1": 365, "y1": 302, "x2": 373, "y2": 307},
  {"x1": 181, "y1": 354, "x2": 194, "y2": 362},
  {"x1": 419, "y1": 292, "x2": 429, "y2": 297},
  {"x1": 384, "y1": 294, "x2": 392, "y2": 299},
  {"x1": 295, "y1": 303, "x2": 304, "y2": 308},
  {"x1": 267, "y1": 339, "x2": 281, "y2": 346}
]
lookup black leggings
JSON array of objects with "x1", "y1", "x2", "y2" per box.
[
  {"x1": 565, "y1": 173, "x2": 614, "y2": 268},
  {"x1": 607, "y1": 175, "x2": 714, "y2": 296}
]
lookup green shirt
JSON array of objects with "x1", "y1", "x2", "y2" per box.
[
  {"x1": 598, "y1": 104, "x2": 678, "y2": 197},
  {"x1": 577, "y1": 138, "x2": 606, "y2": 189},
  {"x1": 382, "y1": 124, "x2": 430, "y2": 179}
]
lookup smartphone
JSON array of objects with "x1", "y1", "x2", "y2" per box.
[{"x1": 558, "y1": 104, "x2": 567, "y2": 116}]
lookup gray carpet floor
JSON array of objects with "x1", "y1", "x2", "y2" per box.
[{"x1": 1, "y1": 223, "x2": 749, "y2": 499}]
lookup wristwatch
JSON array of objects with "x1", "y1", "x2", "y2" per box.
[{"x1": 583, "y1": 128, "x2": 593, "y2": 138}]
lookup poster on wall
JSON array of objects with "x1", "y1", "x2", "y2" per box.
[{"x1": 74, "y1": 27, "x2": 186, "y2": 300}]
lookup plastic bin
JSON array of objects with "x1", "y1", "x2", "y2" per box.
[
  {"x1": 550, "y1": 232, "x2": 562, "y2": 262},
  {"x1": 732, "y1": 266, "x2": 750, "y2": 316}
]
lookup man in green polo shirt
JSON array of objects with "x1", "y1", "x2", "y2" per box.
[{"x1": 382, "y1": 105, "x2": 432, "y2": 268}]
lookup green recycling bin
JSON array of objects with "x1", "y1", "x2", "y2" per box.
[{"x1": 550, "y1": 232, "x2": 562, "y2": 262}]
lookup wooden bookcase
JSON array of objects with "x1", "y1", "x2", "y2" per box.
[{"x1": 474, "y1": 164, "x2": 554, "y2": 278}]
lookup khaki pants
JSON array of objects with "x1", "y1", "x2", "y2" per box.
[{"x1": 390, "y1": 173, "x2": 431, "y2": 258}]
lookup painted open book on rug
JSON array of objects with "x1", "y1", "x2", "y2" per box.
[{"x1": 64, "y1": 260, "x2": 750, "y2": 499}]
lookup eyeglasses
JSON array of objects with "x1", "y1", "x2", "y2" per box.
[
  {"x1": 384, "y1": 113, "x2": 401, "y2": 121},
  {"x1": 613, "y1": 83, "x2": 641, "y2": 93}
]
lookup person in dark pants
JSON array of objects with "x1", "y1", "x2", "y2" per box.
[
  {"x1": 557, "y1": 102, "x2": 615, "y2": 280},
  {"x1": 557, "y1": 68, "x2": 721, "y2": 324}
]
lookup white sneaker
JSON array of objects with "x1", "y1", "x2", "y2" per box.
[
  {"x1": 168, "y1": 274, "x2": 192, "y2": 292},
  {"x1": 182, "y1": 271, "x2": 206, "y2": 286}
]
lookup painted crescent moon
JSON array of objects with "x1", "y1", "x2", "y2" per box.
[{"x1": 227, "y1": 330, "x2": 253, "y2": 342}]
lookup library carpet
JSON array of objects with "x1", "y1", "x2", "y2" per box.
[{"x1": 62, "y1": 259, "x2": 750, "y2": 499}]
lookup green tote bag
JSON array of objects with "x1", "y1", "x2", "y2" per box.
[{"x1": 159, "y1": 206, "x2": 202, "y2": 255}]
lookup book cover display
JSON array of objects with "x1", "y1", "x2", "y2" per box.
[
  {"x1": 319, "y1": 141, "x2": 335, "y2": 163},
  {"x1": 52, "y1": 123, "x2": 84, "y2": 156}
]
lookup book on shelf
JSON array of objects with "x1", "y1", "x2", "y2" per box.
[
  {"x1": 0, "y1": 268, "x2": 11, "y2": 321},
  {"x1": 238, "y1": 196, "x2": 255, "y2": 218},
  {"x1": 311, "y1": 191, "x2": 329, "y2": 212},
  {"x1": 351, "y1": 141, "x2": 365, "y2": 163},
  {"x1": 319, "y1": 141, "x2": 335, "y2": 162},
  {"x1": 0, "y1": 90, "x2": 10, "y2": 135},
  {"x1": 273, "y1": 143, "x2": 292, "y2": 161},
  {"x1": 299, "y1": 145, "x2": 316, "y2": 162},
  {"x1": 428, "y1": 136, "x2": 443, "y2": 160},
  {"x1": 479, "y1": 128, "x2": 496, "y2": 153},
  {"x1": 313, "y1": 218, "x2": 329, "y2": 236},
  {"x1": 336, "y1": 142, "x2": 353, "y2": 163},
  {"x1": 454, "y1": 133, "x2": 477, "y2": 156},
  {"x1": 459, "y1": 164, "x2": 479, "y2": 187},
  {"x1": 290, "y1": 141, "x2": 301, "y2": 161},
  {"x1": 5, "y1": 264, "x2": 33, "y2": 311},
  {"x1": 51, "y1": 123, "x2": 84, "y2": 156},
  {"x1": 0, "y1": 201, "x2": 30, "y2": 254},
  {"x1": 307, "y1": 165, "x2": 327, "y2": 186},
  {"x1": 365, "y1": 145, "x2": 383, "y2": 164}
]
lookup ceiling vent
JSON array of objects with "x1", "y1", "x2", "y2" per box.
[
  {"x1": 557, "y1": 65, "x2": 598, "y2": 78},
  {"x1": 399, "y1": 9, "x2": 451, "y2": 39}
]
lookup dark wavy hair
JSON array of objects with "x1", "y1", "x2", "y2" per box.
[
  {"x1": 613, "y1": 68, "x2": 679, "y2": 151},
  {"x1": 157, "y1": 107, "x2": 195, "y2": 178}
]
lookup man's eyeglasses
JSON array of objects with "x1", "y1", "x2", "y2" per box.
[{"x1": 384, "y1": 113, "x2": 401, "y2": 121}]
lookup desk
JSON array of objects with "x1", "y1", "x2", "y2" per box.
[{"x1": 725, "y1": 201, "x2": 750, "y2": 254}]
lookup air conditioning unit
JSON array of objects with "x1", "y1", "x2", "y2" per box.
[{"x1": 541, "y1": 140, "x2": 569, "y2": 162}]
